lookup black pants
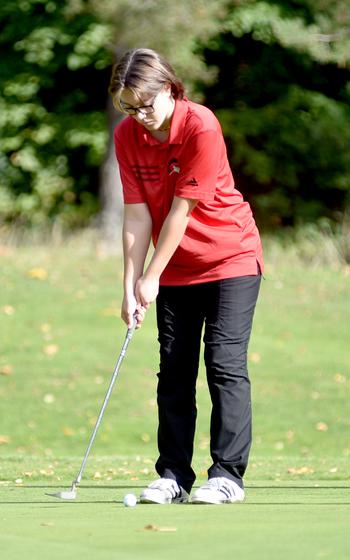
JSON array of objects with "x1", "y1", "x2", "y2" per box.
[{"x1": 155, "y1": 273, "x2": 261, "y2": 494}]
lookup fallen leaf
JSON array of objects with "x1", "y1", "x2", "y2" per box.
[
  {"x1": 334, "y1": 373, "x2": 346, "y2": 384},
  {"x1": 141, "y1": 433, "x2": 150, "y2": 443},
  {"x1": 0, "y1": 435, "x2": 10, "y2": 445},
  {"x1": 142, "y1": 525, "x2": 159, "y2": 531},
  {"x1": 27, "y1": 267, "x2": 48, "y2": 280},
  {"x1": 62, "y1": 426, "x2": 75, "y2": 437},
  {"x1": 316, "y1": 422, "x2": 328, "y2": 432},
  {"x1": 199, "y1": 437, "x2": 209, "y2": 450},
  {"x1": 3, "y1": 305, "x2": 15, "y2": 315},
  {"x1": 43, "y1": 344, "x2": 59, "y2": 356},
  {"x1": 141, "y1": 524, "x2": 177, "y2": 532},
  {"x1": 39, "y1": 469, "x2": 54, "y2": 476},
  {"x1": 249, "y1": 352, "x2": 261, "y2": 363},
  {"x1": 43, "y1": 394, "x2": 55, "y2": 404},
  {"x1": 287, "y1": 466, "x2": 315, "y2": 475},
  {"x1": 102, "y1": 307, "x2": 121, "y2": 317},
  {"x1": 0, "y1": 365, "x2": 13, "y2": 376}
]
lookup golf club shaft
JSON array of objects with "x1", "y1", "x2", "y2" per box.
[{"x1": 73, "y1": 318, "x2": 137, "y2": 487}]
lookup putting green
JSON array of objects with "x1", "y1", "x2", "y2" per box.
[{"x1": 1, "y1": 481, "x2": 349, "y2": 560}]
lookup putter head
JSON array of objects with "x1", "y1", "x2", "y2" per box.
[{"x1": 46, "y1": 483, "x2": 77, "y2": 500}]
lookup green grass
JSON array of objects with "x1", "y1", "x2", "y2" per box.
[
  {"x1": 1, "y1": 483, "x2": 350, "y2": 560},
  {"x1": 1, "y1": 235, "x2": 350, "y2": 558}
]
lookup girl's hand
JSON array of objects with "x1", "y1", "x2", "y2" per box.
[
  {"x1": 135, "y1": 273, "x2": 160, "y2": 309},
  {"x1": 121, "y1": 295, "x2": 147, "y2": 329}
]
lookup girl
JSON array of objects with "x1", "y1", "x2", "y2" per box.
[{"x1": 109, "y1": 48, "x2": 263, "y2": 504}]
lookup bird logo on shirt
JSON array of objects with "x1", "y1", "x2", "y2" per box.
[{"x1": 168, "y1": 158, "x2": 180, "y2": 175}]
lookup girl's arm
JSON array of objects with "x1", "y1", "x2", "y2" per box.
[
  {"x1": 135, "y1": 196, "x2": 197, "y2": 308},
  {"x1": 122, "y1": 203, "x2": 152, "y2": 327}
]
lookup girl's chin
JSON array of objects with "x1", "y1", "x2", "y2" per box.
[
  {"x1": 143, "y1": 122, "x2": 157, "y2": 130},
  {"x1": 142, "y1": 122, "x2": 169, "y2": 133}
]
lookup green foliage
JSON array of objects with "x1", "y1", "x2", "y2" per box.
[
  {"x1": 201, "y1": 0, "x2": 350, "y2": 227},
  {"x1": 217, "y1": 86, "x2": 350, "y2": 226},
  {"x1": 0, "y1": 0, "x2": 112, "y2": 227},
  {"x1": 0, "y1": 0, "x2": 227, "y2": 228},
  {"x1": 224, "y1": 0, "x2": 350, "y2": 64},
  {"x1": 1, "y1": 0, "x2": 350, "y2": 229},
  {"x1": 90, "y1": 0, "x2": 228, "y2": 97}
]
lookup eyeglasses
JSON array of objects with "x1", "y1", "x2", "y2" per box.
[{"x1": 119, "y1": 98, "x2": 156, "y2": 116}]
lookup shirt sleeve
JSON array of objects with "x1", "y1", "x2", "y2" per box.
[
  {"x1": 114, "y1": 124, "x2": 146, "y2": 204},
  {"x1": 175, "y1": 129, "x2": 221, "y2": 201}
]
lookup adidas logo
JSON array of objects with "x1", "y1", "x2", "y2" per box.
[{"x1": 186, "y1": 177, "x2": 198, "y2": 186}]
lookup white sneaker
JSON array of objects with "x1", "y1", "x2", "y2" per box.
[
  {"x1": 192, "y1": 477, "x2": 245, "y2": 504},
  {"x1": 140, "y1": 478, "x2": 190, "y2": 504}
]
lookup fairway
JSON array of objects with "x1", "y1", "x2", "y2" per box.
[
  {"x1": 1, "y1": 240, "x2": 350, "y2": 559},
  {"x1": 1, "y1": 482, "x2": 350, "y2": 560}
]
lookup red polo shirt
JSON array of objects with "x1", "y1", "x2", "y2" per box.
[{"x1": 114, "y1": 98, "x2": 264, "y2": 285}]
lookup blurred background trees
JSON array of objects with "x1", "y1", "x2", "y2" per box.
[
  {"x1": 1, "y1": 0, "x2": 349, "y2": 240},
  {"x1": 200, "y1": 0, "x2": 350, "y2": 228},
  {"x1": 0, "y1": 0, "x2": 112, "y2": 230}
]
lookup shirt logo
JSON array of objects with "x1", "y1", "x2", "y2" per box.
[
  {"x1": 168, "y1": 158, "x2": 180, "y2": 175},
  {"x1": 186, "y1": 177, "x2": 198, "y2": 187}
]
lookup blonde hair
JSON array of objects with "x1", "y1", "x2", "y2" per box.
[{"x1": 109, "y1": 48, "x2": 184, "y2": 110}]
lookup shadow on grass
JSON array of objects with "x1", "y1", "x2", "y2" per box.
[
  {"x1": 15, "y1": 484, "x2": 147, "y2": 489},
  {"x1": 2, "y1": 484, "x2": 349, "y2": 505}
]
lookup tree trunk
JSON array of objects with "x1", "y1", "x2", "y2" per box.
[{"x1": 98, "y1": 96, "x2": 124, "y2": 254}]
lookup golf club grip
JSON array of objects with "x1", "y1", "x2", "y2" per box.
[
  {"x1": 74, "y1": 320, "x2": 136, "y2": 486},
  {"x1": 126, "y1": 315, "x2": 137, "y2": 339}
]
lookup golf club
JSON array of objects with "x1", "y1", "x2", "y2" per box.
[{"x1": 46, "y1": 317, "x2": 137, "y2": 500}]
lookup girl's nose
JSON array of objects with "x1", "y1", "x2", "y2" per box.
[{"x1": 134, "y1": 111, "x2": 147, "y2": 123}]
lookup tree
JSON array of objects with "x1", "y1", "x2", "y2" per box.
[
  {"x1": 0, "y1": 0, "x2": 226, "y2": 243},
  {"x1": 0, "y1": 0, "x2": 113, "y2": 228},
  {"x1": 91, "y1": 0, "x2": 228, "y2": 248},
  {"x1": 2, "y1": 0, "x2": 349, "y2": 235},
  {"x1": 200, "y1": 0, "x2": 350, "y2": 227}
]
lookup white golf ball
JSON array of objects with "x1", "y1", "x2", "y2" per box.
[{"x1": 123, "y1": 493, "x2": 137, "y2": 507}]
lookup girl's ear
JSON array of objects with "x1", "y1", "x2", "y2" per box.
[{"x1": 163, "y1": 82, "x2": 172, "y2": 95}]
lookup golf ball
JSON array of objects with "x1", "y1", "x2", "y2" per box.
[{"x1": 123, "y1": 493, "x2": 137, "y2": 507}]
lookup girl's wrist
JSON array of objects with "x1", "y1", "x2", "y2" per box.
[{"x1": 143, "y1": 266, "x2": 161, "y2": 282}]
